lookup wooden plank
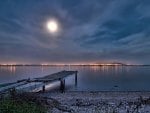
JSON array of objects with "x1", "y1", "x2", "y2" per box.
[
  {"x1": 30, "y1": 78, "x2": 59, "y2": 82},
  {"x1": 34, "y1": 70, "x2": 77, "y2": 82},
  {"x1": 0, "y1": 79, "x2": 29, "y2": 88},
  {"x1": 16, "y1": 82, "x2": 43, "y2": 92},
  {"x1": 0, "y1": 81, "x2": 28, "y2": 94},
  {"x1": 0, "y1": 79, "x2": 30, "y2": 93}
]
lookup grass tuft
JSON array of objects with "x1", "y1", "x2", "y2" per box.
[{"x1": 0, "y1": 97, "x2": 47, "y2": 113}]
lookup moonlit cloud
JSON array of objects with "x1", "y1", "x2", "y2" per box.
[{"x1": 0, "y1": 0, "x2": 150, "y2": 64}]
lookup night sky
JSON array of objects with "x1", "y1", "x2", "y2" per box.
[{"x1": 0, "y1": 0, "x2": 150, "y2": 64}]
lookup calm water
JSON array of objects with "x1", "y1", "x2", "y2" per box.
[{"x1": 0, "y1": 65, "x2": 150, "y2": 91}]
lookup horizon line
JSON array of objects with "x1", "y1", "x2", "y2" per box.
[{"x1": 0, "y1": 63, "x2": 149, "y2": 66}]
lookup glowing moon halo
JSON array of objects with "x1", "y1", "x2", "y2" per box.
[{"x1": 47, "y1": 20, "x2": 58, "y2": 33}]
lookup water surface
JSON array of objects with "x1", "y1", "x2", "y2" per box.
[{"x1": 0, "y1": 65, "x2": 150, "y2": 91}]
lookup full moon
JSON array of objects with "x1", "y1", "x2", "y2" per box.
[{"x1": 47, "y1": 20, "x2": 58, "y2": 33}]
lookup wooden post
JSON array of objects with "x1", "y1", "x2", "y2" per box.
[
  {"x1": 75, "y1": 71, "x2": 78, "y2": 86},
  {"x1": 60, "y1": 79, "x2": 65, "y2": 93},
  {"x1": 10, "y1": 87, "x2": 16, "y2": 99},
  {"x1": 42, "y1": 85, "x2": 45, "y2": 92}
]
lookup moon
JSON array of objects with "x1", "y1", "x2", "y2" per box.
[{"x1": 47, "y1": 20, "x2": 58, "y2": 33}]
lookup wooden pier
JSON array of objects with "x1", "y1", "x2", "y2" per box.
[
  {"x1": 32, "y1": 70, "x2": 78, "y2": 92},
  {"x1": 0, "y1": 70, "x2": 78, "y2": 94}
]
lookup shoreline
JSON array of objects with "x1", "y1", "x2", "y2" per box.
[{"x1": 42, "y1": 90, "x2": 150, "y2": 92}]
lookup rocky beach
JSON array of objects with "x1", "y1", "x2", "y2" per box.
[{"x1": 38, "y1": 91, "x2": 150, "y2": 113}]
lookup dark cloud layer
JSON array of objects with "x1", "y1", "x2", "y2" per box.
[{"x1": 0, "y1": 0, "x2": 150, "y2": 64}]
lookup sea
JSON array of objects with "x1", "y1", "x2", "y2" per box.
[{"x1": 0, "y1": 65, "x2": 150, "y2": 91}]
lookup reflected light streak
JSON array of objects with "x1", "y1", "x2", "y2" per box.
[{"x1": 9, "y1": 66, "x2": 16, "y2": 73}]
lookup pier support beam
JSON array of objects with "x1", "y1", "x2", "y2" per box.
[
  {"x1": 42, "y1": 85, "x2": 45, "y2": 92},
  {"x1": 75, "y1": 71, "x2": 78, "y2": 86},
  {"x1": 10, "y1": 87, "x2": 16, "y2": 98},
  {"x1": 60, "y1": 79, "x2": 65, "y2": 93}
]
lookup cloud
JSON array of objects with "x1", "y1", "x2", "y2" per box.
[{"x1": 0, "y1": 0, "x2": 150, "y2": 64}]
